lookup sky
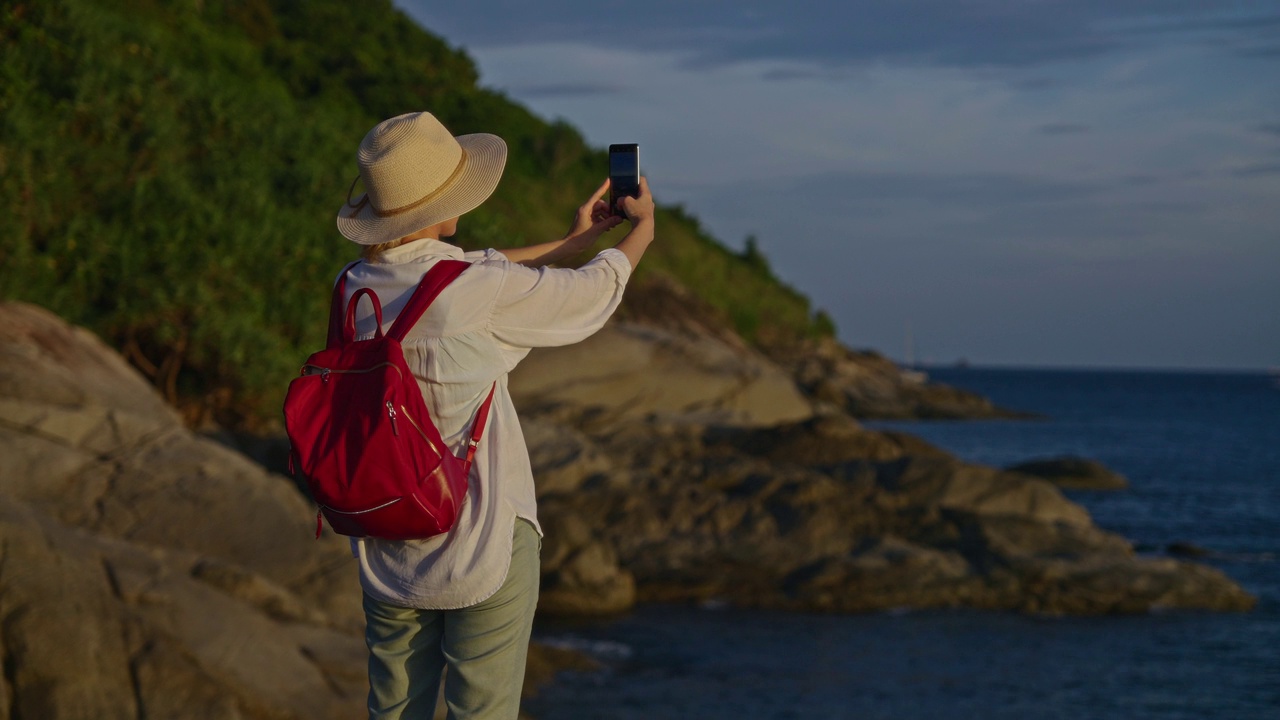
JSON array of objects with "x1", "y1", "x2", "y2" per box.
[{"x1": 395, "y1": 0, "x2": 1280, "y2": 370}]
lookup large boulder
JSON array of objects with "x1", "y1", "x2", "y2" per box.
[
  {"x1": 511, "y1": 321, "x2": 813, "y2": 427},
  {"x1": 0, "y1": 304, "x2": 362, "y2": 626},
  {"x1": 0, "y1": 302, "x2": 594, "y2": 720},
  {"x1": 0, "y1": 303, "x2": 366, "y2": 719},
  {"x1": 0, "y1": 501, "x2": 367, "y2": 720},
  {"x1": 536, "y1": 506, "x2": 636, "y2": 616}
]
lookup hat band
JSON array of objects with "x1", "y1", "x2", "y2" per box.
[{"x1": 345, "y1": 149, "x2": 470, "y2": 219}]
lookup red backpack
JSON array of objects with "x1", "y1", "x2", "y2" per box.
[{"x1": 283, "y1": 260, "x2": 494, "y2": 540}]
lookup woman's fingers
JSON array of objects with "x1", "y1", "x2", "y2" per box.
[
  {"x1": 590, "y1": 178, "x2": 611, "y2": 204},
  {"x1": 570, "y1": 179, "x2": 626, "y2": 238},
  {"x1": 579, "y1": 179, "x2": 611, "y2": 214},
  {"x1": 615, "y1": 176, "x2": 654, "y2": 222}
]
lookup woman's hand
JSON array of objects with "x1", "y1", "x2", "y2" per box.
[
  {"x1": 616, "y1": 176, "x2": 655, "y2": 226},
  {"x1": 564, "y1": 178, "x2": 625, "y2": 253},
  {"x1": 611, "y1": 176, "x2": 656, "y2": 269},
  {"x1": 497, "y1": 179, "x2": 628, "y2": 267}
]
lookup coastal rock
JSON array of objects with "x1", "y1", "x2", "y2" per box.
[
  {"x1": 776, "y1": 336, "x2": 1027, "y2": 419},
  {"x1": 708, "y1": 411, "x2": 947, "y2": 466},
  {"x1": 0, "y1": 302, "x2": 595, "y2": 720},
  {"x1": 0, "y1": 302, "x2": 179, "y2": 423},
  {"x1": 511, "y1": 321, "x2": 813, "y2": 427},
  {"x1": 528, "y1": 410, "x2": 1254, "y2": 616},
  {"x1": 537, "y1": 505, "x2": 637, "y2": 615},
  {"x1": 0, "y1": 499, "x2": 370, "y2": 720},
  {"x1": 785, "y1": 536, "x2": 974, "y2": 612},
  {"x1": 0, "y1": 503, "x2": 138, "y2": 720},
  {"x1": 1005, "y1": 456, "x2": 1129, "y2": 490},
  {"x1": 0, "y1": 303, "x2": 367, "y2": 719},
  {"x1": 614, "y1": 274, "x2": 1017, "y2": 421},
  {"x1": 1166, "y1": 541, "x2": 1213, "y2": 558},
  {"x1": 520, "y1": 416, "x2": 613, "y2": 495},
  {"x1": 0, "y1": 300, "x2": 1258, "y2": 720}
]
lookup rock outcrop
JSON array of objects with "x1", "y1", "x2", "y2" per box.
[
  {"x1": 1005, "y1": 456, "x2": 1130, "y2": 490},
  {"x1": 0, "y1": 302, "x2": 368, "y2": 720},
  {"x1": 510, "y1": 322, "x2": 813, "y2": 427},
  {"x1": 0, "y1": 301, "x2": 1256, "y2": 720},
  {"x1": 611, "y1": 274, "x2": 1022, "y2": 421},
  {"x1": 526, "y1": 406, "x2": 1252, "y2": 615},
  {"x1": 775, "y1": 337, "x2": 1028, "y2": 419}
]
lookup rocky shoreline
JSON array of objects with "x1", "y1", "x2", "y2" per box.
[
  {"x1": 0, "y1": 301, "x2": 1254, "y2": 719},
  {"x1": 526, "y1": 410, "x2": 1251, "y2": 617}
]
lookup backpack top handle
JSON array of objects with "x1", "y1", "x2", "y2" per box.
[
  {"x1": 326, "y1": 260, "x2": 472, "y2": 349},
  {"x1": 343, "y1": 288, "x2": 384, "y2": 344}
]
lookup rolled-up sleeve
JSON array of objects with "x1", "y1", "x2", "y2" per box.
[{"x1": 485, "y1": 248, "x2": 632, "y2": 349}]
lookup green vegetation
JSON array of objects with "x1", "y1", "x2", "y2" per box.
[{"x1": 1, "y1": 0, "x2": 833, "y2": 428}]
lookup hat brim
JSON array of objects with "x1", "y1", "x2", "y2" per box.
[{"x1": 336, "y1": 133, "x2": 507, "y2": 246}]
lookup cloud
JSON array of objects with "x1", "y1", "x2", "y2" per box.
[
  {"x1": 1122, "y1": 174, "x2": 1161, "y2": 186},
  {"x1": 759, "y1": 66, "x2": 826, "y2": 82},
  {"x1": 1230, "y1": 162, "x2": 1280, "y2": 177},
  {"x1": 1037, "y1": 123, "x2": 1092, "y2": 135},
  {"x1": 393, "y1": 0, "x2": 1280, "y2": 368},
  {"x1": 779, "y1": 171, "x2": 1105, "y2": 206},
  {"x1": 397, "y1": 0, "x2": 1280, "y2": 70},
  {"x1": 670, "y1": 166, "x2": 1246, "y2": 266},
  {"x1": 1240, "y1": 45, "x2": 1280, "y2": 58},
  {"x1": 503, "y1": 82, "x2": 620, "y2": 98}
]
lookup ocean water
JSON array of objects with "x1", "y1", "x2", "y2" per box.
[{"x1": 526, "y1": 368, "x2": 1280, "y2": 720}]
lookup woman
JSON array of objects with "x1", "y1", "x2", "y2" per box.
[{"x1": 334, "y1": 111, "x2": 655, "y2": 719}]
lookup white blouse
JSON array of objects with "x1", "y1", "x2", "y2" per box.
[{"x1": 341, "y1": 238, "x2": 632, "y2": 609}]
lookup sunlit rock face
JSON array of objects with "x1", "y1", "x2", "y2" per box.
[{"x1": 0, "y1": 300, "x2": 1254, "y2": 720}]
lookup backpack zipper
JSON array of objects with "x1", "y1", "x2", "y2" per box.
[
  {"x1": 399, "y1": 406, "x2": 450, "y2": 458},
  {"x1": 386, "y1": 401, "x2": 400, "y2": 435},
  {"x1": 321, "y1": 498, "x2": 403, "y2": 515},
  {"x1": 315, "y1": 498, "x2": 404, "y2": 539},
  {"x1": 301, "y1": 362, "x2": 404, "y2": 381}
]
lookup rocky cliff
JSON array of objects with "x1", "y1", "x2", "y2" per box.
[
  {"x1": 0, "y1": 302, "x2": 369, "y2": 719},
  {"x1": 0, "y1": 302, "x2": 1254, "y2": 719}
]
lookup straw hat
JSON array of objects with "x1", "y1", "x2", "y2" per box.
[{"x1": 336, "y1": 112, "x2": 507, "y2": 245}]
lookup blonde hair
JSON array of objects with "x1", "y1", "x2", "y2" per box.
[{"x1": 361, "y1": 237, "x2": 415, "y2": 262}]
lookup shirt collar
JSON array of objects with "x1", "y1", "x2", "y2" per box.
[{"x1": 369, "y1": 238, "x2": 466, "y2": 264}]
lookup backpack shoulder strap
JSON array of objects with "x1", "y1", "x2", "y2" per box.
[
  {"x1": 462, "y1": 383, "x2": 497, "y2": 473},
  {"x1": 387, "y1": 259, "x2": 472, "y2": 342},
  {"x1": 325, "y1": 260, "x2": 363, "y2": 349}
]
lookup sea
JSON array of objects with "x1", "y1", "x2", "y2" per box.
[{"x1": 525, "y1": 368, "x2": 1280, "y2": 720}]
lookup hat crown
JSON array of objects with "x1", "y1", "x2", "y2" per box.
[
  {"x1": 357, "y1": 112, "x2": 463, "y2": 213},
  {"x1": 337, "y1": 111, "x2": 506, "y2": 245}
]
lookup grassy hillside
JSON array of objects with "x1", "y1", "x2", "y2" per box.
[{"x1": 1, "y1": 0, "x2": 833, "y2": 428}]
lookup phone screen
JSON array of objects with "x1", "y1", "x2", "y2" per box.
[{"x1": 609, "y1": 144, "x2": 639, "y2": 214}]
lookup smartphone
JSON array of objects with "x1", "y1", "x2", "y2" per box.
[{"x1": 608, "y1": 143, "x2": 639, "y2": 216}]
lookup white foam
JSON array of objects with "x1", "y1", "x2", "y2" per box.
[{"x1": 539, "y1": 635, "x2": 634, "y2": 660}]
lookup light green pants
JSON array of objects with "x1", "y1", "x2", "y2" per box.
[{"x1": 364, "y1": 519, "x2": 541, "y2": 720}]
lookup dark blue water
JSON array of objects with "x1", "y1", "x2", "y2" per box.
[{"x1": 527, "y1": 369, "x2": 1280, "y2": 720}]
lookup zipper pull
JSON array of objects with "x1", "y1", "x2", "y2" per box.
[
  {"x1": 387, "y1": 401, "x2": 400, "y2": 436},
  {"x1": 321, "y1": 368, "x2": 331, "y2": 384},
  {"x1": 315, "y1": 510, "x2": 323, "y2": 539}
]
